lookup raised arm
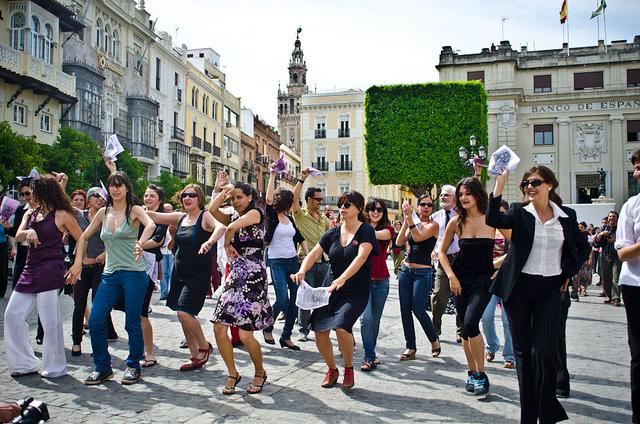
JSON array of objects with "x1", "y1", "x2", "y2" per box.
[
  {"x1": 146, "y1": 210, "x2": 184, "y2": 226},
  {"x1": 292, "y1": 168, "x2": 310, "y2": 214},
  {"x1": 266, "y1": 168, "x2": 277, "y2": 206},
  {"x1": 395, "y1": 219, "x2": 410, "y2": 246},
  {"x1": 198, "y1": 211, "x2": 226, "y2": 255},
  {"x1": 375, "y1": 227, "x2": 392, "y2": 241}
]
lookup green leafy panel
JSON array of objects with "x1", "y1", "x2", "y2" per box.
[{"x1": 365, "y1": 82, "x2": 487, "y2": 188}]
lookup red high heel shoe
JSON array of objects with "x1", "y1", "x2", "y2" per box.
[
  {"x1": 342, "y1": 367, "x2": 354, "y2": 389},
  {"x1": 180, "y1": 344, "x2": 211, "y2": 371}
]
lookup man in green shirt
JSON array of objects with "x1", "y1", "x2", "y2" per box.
[{"x1": 293, "y1": 168, "x2": 331, "y2": 341}]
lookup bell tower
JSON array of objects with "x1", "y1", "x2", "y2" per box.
[{"x1": 278, "y1": 27, "x2": 309, "y2": 153}]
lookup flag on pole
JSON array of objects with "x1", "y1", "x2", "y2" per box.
[
  {"x1": 559, "y1": 0, "x2": 568, "y2": 24},
  {"x1": 591, "y1": 0, "x2": 606, "y2": 19}
]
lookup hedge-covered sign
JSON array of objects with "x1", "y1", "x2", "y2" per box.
[{"x1": 365, "y1": 82, "x2": 487, "y2": 189}]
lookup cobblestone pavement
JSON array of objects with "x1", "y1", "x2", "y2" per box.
[{"x1": 0, "y1": 264, "x2": 632, "y2": 423}]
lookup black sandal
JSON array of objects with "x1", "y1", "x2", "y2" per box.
[
  {"x1": 360, "y1": 360, "x2": 377, "y2": 372},
  {"x1": 222, "y1": 374, "x2": 241, "y2": 395},
  {"x1": 247, "y1": 372, "x2": 267, "y2": 394}
]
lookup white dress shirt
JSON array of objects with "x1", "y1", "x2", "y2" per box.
[
  {"x1": 431, "y1": 208, "x2": 459, "y2": 255},
  {"x1": 616, "y1": 194, "x2": 640, "y2": 287},
  {"x1": 521, "y1": 201, "x2": 567, "y2": 276}
]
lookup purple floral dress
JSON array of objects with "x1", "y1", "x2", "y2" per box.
[{"x1": 211, "y1": 208, "x2": 274, "y2": 331}]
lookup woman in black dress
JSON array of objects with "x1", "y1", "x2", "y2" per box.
[
  {"x1": 291, "y1": 191, "x2": 378, "y2": 389},
  {"x1": 146, "y1": 184, "x2": 225, "y2": 371}
]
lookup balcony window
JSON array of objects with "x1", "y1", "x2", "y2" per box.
[
  {"x1": 112, "y1": 31, "x2": 119, "y2": 60},
  {"x1": 628, "y1": 69, "x2": 640, "y2": 88},
  {"x1": 104, "y1": 24, "x2": 111, "y2": 53},
  {"x1": 628, "y1": 120, "x2": 640, "y2": 142},
  {"x1": 31, "y1": 16, "x2": 40, "y2": 59},
  {"x1": 95, "y1": 18, "x2": 102, "y2": 48},
  {"x1": 467, "y1": 71, "x2": 485, "y2": 84},
  {"x1": 43, "y1": 24, "x2": 53, "y2": 64},
  {"x1": 534, "y1": 75, "x2": 552, "y2": 93},
  {"x1": 534, "y1": 124, "x2": 553, "y2": 145},
  {"x1": 13, "y1": 104, "x2": 26, "y2": 125},
  {"x1": 40, "y1": 113, "x2": 51, "y2": 132},
  {"x1": 315, "y1": 117, "x2": 326, "y2": 139},
  {"x1": 10, "y1": 13, "x2": 26, "y2": 51},
  {"x1": 574, "y1": 71, "x2": 603, "y2": 90},
  {"x1": 339, "y1": 116, "x2": 350, "y2": 137}
]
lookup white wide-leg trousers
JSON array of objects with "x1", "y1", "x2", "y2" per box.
[{"x1": 4, "y1": 289, "x2": 67, "y2": 377}]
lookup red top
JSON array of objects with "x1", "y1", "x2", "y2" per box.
[{"x1": 371, "y1": 225, "x2": 394, "y2": 280}]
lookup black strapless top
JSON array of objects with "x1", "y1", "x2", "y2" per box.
[{"x1": 452, "y1": 238, "x2": 494, "y2": 277}]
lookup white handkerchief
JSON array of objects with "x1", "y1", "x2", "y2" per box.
[
  {"x1": 488, "y1": 145, "x2": 520, "y2": 177},
  {"x1": 411, "y1": 212, "x2": 423, "y2": 229},
  {"x1": 105, "y1": 134, "x2": 125, "y2": 161},
  {"x1": 295, "y1": 280, "x2": 331, "y2": 311}
]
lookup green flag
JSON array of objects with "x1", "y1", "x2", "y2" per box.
[{"x1": 591, "y1": 0, "x2": 607, "y2": 19}]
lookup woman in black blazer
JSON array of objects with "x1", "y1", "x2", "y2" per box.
[{"x1": 486, "y1": 166, "x2": 589, "y2": 424}]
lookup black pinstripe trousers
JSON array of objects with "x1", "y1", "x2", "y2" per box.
[
  {"x1": 622, "y1": 285, "x2": 640, "y2": 423},
  {"x1": 504, "y1": 273, "x2": 569, "y2": 424}
]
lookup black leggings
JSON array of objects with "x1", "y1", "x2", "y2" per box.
[{"x1": 455, "y1": 274, "x2": 492, "y2": 340}]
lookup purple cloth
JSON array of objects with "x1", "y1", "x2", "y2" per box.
[
  {"x1": 269, "y1": 154, "x2": 287, "y2": 174},
  {"x1": 15, "y1": 210, "x2": 65, "y2": 293}
]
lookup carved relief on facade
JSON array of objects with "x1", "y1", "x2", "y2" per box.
[
  {"x1": 498, "y1": 104, "x2": 516, "y2": 128},
  {"x1": 574, "y1": 122, "x2": 607, "y2": 163}
]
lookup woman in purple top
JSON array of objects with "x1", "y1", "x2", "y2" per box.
[{"x1": 4, "y1": 175, "x2": 82, "y2": 378}]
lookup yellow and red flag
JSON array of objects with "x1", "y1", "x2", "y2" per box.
[{"x1": 559, "y1": 0, "x2": 568, "y2": 24}]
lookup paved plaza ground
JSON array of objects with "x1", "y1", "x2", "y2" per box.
[{"x1": 0, "y1": 264, "x2": 632, "y2": 423}]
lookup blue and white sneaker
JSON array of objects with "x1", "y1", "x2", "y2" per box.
[
  {"x1": 465, "y1": 371, "x2": 476, "y2": 393},
  {"x1": 473, "y1": 372, "x2": 490, "y2": 396}
]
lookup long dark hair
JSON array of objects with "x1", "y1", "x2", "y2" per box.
[
  {"x1": 365, "y1": 197, "x2": 389, "y2": 230},
  {"x1": 338, "y1": 191, "x2": 366, "y2": 222},
  {"x1": 455, "y1": 177, "x2": 488, "y2": 230},
  {"x1": 272, "y1": 188, "x2": 294, "y2": 213},
  {"x1": 233, "y1": 182, "x2": 258, "y2": 212},
  {"x1": 106, "y1": 171, "x2": 135, "y2": 222},
  {"x1": 146, "y1": 184, "x2": 166, "y2": 212},
  {"x1": 31, "y1": 175, "x2": 75, "y2": 215},
  {"x1": 521, "y1": 166, "x2": 562, "y2": 206}
]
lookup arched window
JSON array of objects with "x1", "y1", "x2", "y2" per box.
[
  {"x1": 95, "y1": 18, "x2": 102, "y2": 48},
  {"x1": 43, "y1": 24, "x2": 53, "y2": 63},
  {"x1": 104, "y1": 24, "x2": 111, "y2": 53},
  {"x1": 112, "y1": 30, "x2": 119, "y2": 59},
  {"x1": 191, "y1": 87, "x2": 197, "y2": 107},
  {"x1": 31, "y1": 16, "x2": 40, "y2": 58},
  {"x1": 10, "y1": 13, "x2": 26, "y2": 51},
  {"x1": 202, "y1": 94, "x2": 206, "y2": 114}
]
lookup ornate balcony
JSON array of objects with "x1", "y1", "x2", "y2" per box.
[{"x1": 335, "y1": 161, "x2": 353, "y2": 171}]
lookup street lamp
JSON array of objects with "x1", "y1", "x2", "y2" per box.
[{"x1": 459, "y1": 135, "x2": 486, "y2": 173}]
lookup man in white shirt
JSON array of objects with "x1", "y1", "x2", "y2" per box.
[
  {"x1": 615, "y1": 149, "x2": 640, "y2": 423},
  {"x1": 430, "y1": 185, "x2": 462, "y2": 341}
]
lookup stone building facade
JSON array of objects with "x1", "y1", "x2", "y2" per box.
[
  {"x1": 437, "y1": 37, "x2": 640, "y2": 208},
  {"x1": 0, "y1": 0, "x2": 83, "y2": 145}
]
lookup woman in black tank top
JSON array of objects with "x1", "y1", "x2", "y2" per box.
[
  {"x1": 395, "y1": 194, "x2": 441, "y2": 361},
  {"x1": 438, "y1": 177, "x2": 495, "y2": 398}
]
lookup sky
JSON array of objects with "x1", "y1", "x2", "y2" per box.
[{"x1": 145, "y1": 0, "x2": 640, "y2": 127}]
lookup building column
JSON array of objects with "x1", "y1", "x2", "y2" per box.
[
  {"x1": 610, "y1": 114, "x2": 624, "y2": 207},
  {"x1": 557, "y1": 118, "x2": 571, "y2": 203}
]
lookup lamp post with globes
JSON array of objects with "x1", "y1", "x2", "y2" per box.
[{"x1": 458, "y1": 135, "x2": 486, "y2": 176}]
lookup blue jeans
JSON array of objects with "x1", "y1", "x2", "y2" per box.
[
  {"x1": 360, "y1": 278, "x2": 390, "y2": 362},
  {"x1": 266, "y1": 257, "x2": 300, "y2": 340},
  {"x1": 89, "y1": 270, "x2": 148, "y2": 373},
  {"x1": 481, "y1": 294, "x2": 514, "y2": 362},
  {"x1": 298, "y1": 261, "x2": 330, "y2": 336},
  {"x1": 398, "y1": 265, "x2": 438, "y2": 349},
  {"x1": 160, "y1": 253, "x2": 174, "y2": 299}
]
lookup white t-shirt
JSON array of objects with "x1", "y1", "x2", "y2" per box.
[
  {"x1": 268, "y1": 220, "x2": 297, "y2": 259},
  {"x1": 616, "y1": 193, "x2": 640, "y2": 287}
]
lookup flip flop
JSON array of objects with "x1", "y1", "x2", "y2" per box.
[{"x1": 141, "y1": 358, "x2": 157, "y2": 368}]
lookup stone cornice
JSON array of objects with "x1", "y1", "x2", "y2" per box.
[{"x1": 301, "y1": 102, "x2": 363, "y2": 112}]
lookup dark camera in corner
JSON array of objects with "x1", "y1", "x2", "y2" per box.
[{"x1": 11, "y1": 397, "x2": 49, "y2": 424}]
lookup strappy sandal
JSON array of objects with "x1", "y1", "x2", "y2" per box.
[
  {"x1": 400, "y1": 350, "x2": 416, "y2": 361},
  {"x1": 360, "y1": 360, "x2": 377, "y2": 372},
  {"x1": 432, "y1": 341, "x2": 442, "y2": 358},
  {"x1": 141, "y1": 357, "x2": 157, "y2": 368},
  {"x1": 222, "y1": 374, "x2": 241, "y2": 395},
  {"x1": 247, "y1": 372, "x2": 267, "y2": 394}
]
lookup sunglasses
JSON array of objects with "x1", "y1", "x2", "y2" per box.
[
  {"x1": 19, "y1": 191, "x2": 32, "y2": 197},
  {"x1": 90, "y1": 193, "x2": 103, "y2": 199},
  {"x1": 337, "y1": 202, "x2": 352, "y2": 209},
  {"x1": 520, "y1": 179, "x2": 545, "y2": 189},
  {"x1": 312, "y1": 197, "x2": 323, "y2": 203},
  {"x1": 181, "y1": 192, "x2": 198, "y2": 199},
  {"x1": 368, "y1": 207, "x2": 384, "y2": 213},
  {"x1": 418, "y1": 202, "x2": 434, "y2": 208}
]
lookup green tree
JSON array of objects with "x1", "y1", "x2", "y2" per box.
[
  {"x1": 40, "y1": 127, "x2": 144, "y2": 195},
  {"x1": 139, "y1": 170, "x2": 187, "y2": 207},
  {"x1": 0, "y1": 122, "x2": 44, "y2": 190},
  {"x1": 365, "y1": 82, "x2": 488, "y2": 195}
]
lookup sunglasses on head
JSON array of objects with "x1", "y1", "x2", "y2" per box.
[
  {"x1": 418, "y1": 202, "x2": 433, "y2": 208},
  {"x1": 368, "y1": 207, "x2": 384, "y2": 213},
  {"x1": 338, "y1": 201, "x2": 352, "y2": 209},
  {"x1": 19, "y1": 191, "x2": 32, "y2": 197},
  {"x1": 520, "y1": 179, "x2": 545, "y2": 189},
  {"x1": 181, "y1": 192, "x2": 198, "y2": 199}
]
